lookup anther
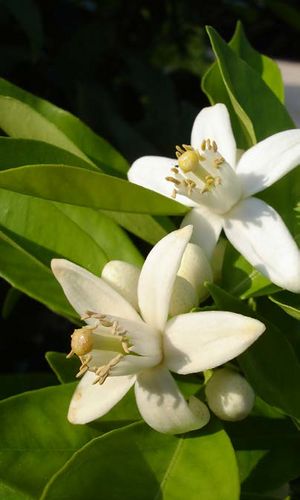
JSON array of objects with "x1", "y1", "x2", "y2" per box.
[
  {"x1": 165, "y1": 176, "x2": 181, "y2": 185},
  {"x1": 171, "y1": 167, "x2": 179, "y2": 174},
  {"x1": 171, "y1": 189, "x2": 177, "y2": 198},
  {"x1": 212, "y1": 140, "x2": 218, "y2": 152},
  {"x1": 214, "y1": 157, "x2": 224, "y2": 167},
  {"x1": 201, "y1": 140, "x2": 206, "y2": 151}
]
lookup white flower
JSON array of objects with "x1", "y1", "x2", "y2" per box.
[
  {"x1": 128, "y1": 104, "x2": 300, "y2": 293},
  {"x1": 205, "y1": 368, "x2": 255, "y2": 421},
  {"x1": 51, "y1": 226, "x2": 265, "y2": 435}
]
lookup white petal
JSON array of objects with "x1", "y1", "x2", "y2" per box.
[
  {"x1": 180, "y1": 207, "x2": 223, "y2": 260},
  {"x1": 224, "y1": 197, "x2": 300, "y2": 293},
  {"x1": 51, "y1": 259, "x2": 141, "y2": 322},
  {"x1": 164, "y1": 311, "x2": 265, "y2": 374},
  {"x1": 68, "y1": 371, "x2": 136, "y2": 424},
  {"x1": 134, "y1": 366, "x2": 210, "y2": 434},
  {"x1": 138, "y1": 226, "x2": 192, "y2": 331},
  {"x1": 236, "y1": 129, "x2": 300, "y2": 197},
  {"x1": 128, "y1": 156, "x2": 196, "y2": 207},
  {"x1": 191, "y1": 104, "x2": 237, "y2": 168}
]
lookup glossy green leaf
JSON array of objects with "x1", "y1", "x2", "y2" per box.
[
  {"x1": 221, "y1": 243, "x2": 279, "y2": 299},
  {"x1": 0, "y1": 229, "x2": 76, "y2": 319},
  {"x1": 207, "y1": 283, "x2": 300, "y2": 420},
  {"x1": 42, "y1": 420, "x2": 239, "y2": 500},
  {"x1": 103, "y1": 210, "x2": 175, "y2": 245},
  {"x1": 0, "y1": 137, "x2": 97, "y2": 171},
  {"x1": 0, "y1": 383, "x2": 99, "y2": 499},
  {"x1": 45, "y1": 352, "x2": 80, "y2": 384},
  {"x1": 226, "y1": 415, "x2": 300, "y2": 496},
  {"x1": 0, "y1": 164, "x2": 187, "y2": 215},
  {"x1": 0, "y1": 78, "x2": 128, "y2": 174},
  {"x1": 230, "y1": 22, "x2": 284, "y2": 102},
  {"x1": 269, "y1": 291, "x2": 300, "y2": 320}
]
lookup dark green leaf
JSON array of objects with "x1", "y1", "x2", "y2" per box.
[
  {"x1": 0, "y1": 137, "x2": 98, "y2": 171},
  {"x1": 0, "y1": 373, "x2": 57, "y2": 400},
  {"x1": 42, "y1": 420, "x2": 240, "y2": 500},
  {"x1": 0, "y1": 383, "x2": 99, "y2": 499},
  {"x1": 226, "y1": 415, "x2": 300, "y2": 495},
  {"x1": 45, "y1": 352, "x2": 80, "y2": 384},
  {"x1": 0, "y1": 229, "x2": 77, "y2": 319}
]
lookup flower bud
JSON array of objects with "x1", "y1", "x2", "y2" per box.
[
  {"x1": 101, "y1": 260, "x2": 140, "y2": 310},
  {"x1": 205, "y1": 368, "x2": 255, "y2": 421},
  {"x1": 176, "y1": 243, "x2": 213, "y2": 302}
]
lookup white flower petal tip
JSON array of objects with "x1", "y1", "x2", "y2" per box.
[
  {"x1": 101, "y1": 260, "x2": 141, "y2": 310},
  {"x1": 138, "y1": 225, "x2": 192, "y2": 331},
  {"x1": 205, "y1": 368, "x2": 255, "y2": 421},
  {"x1": 67, "y1": 371, "x2": 136, "y2": 424},
  {"x1": 164, "y1": 311, "x2": 265, "y2": 375},
  {"x1": 135, "y1": 366, "x2": 210, "y2": 434},
  {"x1": 236, "y1": 129, "x2": 300, "y2": 197},
  {"x1": 191, "y1": 103, "x2": 237, "y2": 167}
]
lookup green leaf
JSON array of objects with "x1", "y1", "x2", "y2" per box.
[
  {"x1": 230, "y1": 22, "x2": 284, "y2": 103},
  {"x1": 207, "y1": 283, "x2": 300, "y2": 420},
  {"x1": 0, "y1": 164, "x2": 187, "y2": 215},
  {"x1": 45, "y1": 352, "x2": 80, "y2": 384},
  {"x1": 226, "y1": 415, "x2": 300, "y2": 495},
  {"x1": 103, "y1": 210, "x2": 174, "y2": 245},
  {"x1": 0, "y1": 229, "x2": 76, "y2": 319},
  {"x1": 269, "y1": 291, "x2": 300, "y2": 320},
  {"x1": 1, "y1": 286, "x2": 22, "y2": 318},
  {"x1": 0, "y1": 383, "x2": 99, "y2": 499},
  {"x1": 0, "y1": 78, "x2": 128, "y2": 174},
  {"x1": 42, "y1": 420, "x2": 240, "y2": 500},
  {"x1": 0, "y1": 137, "x2": 98, "y2": 171},
  {"x1": 222, "y1": 243, "x2": 279, "y2": 299}
]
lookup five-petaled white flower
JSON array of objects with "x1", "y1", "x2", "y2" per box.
[
  {"x1": 128, "y1": 104, "x2": 300, "y2": 293},
  {"x1": 51, "y1": 226, "x2": 265, "y2": 434}
]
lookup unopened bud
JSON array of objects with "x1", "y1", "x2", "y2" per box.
[
  {"x1": 177, "y1": 243, "x2": 213, "y2": 302},
  {"x1": 101, "y1": 261, "x2": 140, "y2": 310},
  {"x1": 205, "y1": 368, "x2": 255, "y2": 421}
]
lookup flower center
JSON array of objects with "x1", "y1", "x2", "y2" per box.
[
  {"x1": 165, "y1": 140, "x2": 241, "y2": 214},
  {"x1": 67, "y1": 311, "x2": 131, "y2": 385}
]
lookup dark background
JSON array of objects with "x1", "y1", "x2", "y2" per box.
[{"x1": 0, "y1": 0, "x2": 299, "y2": 371}]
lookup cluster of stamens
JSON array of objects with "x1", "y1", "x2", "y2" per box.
[
  {"x1": 67, "y1": 311, "x2": 131, "y2": 385},
  {"x1": 165, "y1": 140, "x2": 224, "y2": 200}
]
